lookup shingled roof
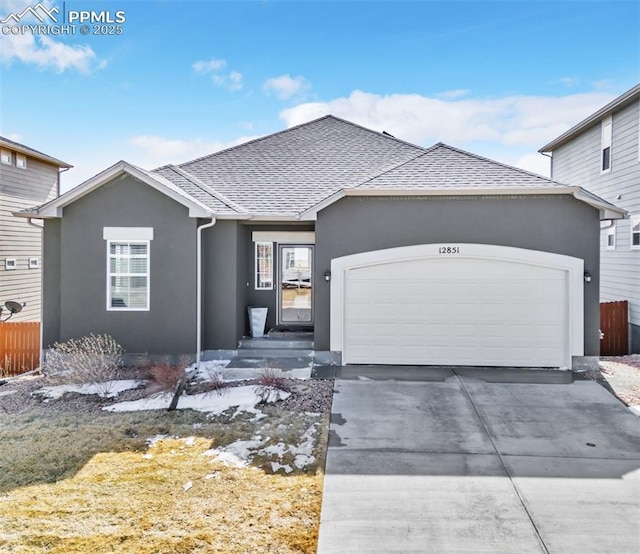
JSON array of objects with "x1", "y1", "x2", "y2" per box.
[
  {"x1": 357, "y1": 143, "x2": 568, "y2": 191},
  {"x1": 153, "y1": 115, "x2": 425, "y2": 216},
  {"x1": 22, "y1": 115, "x2": 624, "y2": 221},
  {"x1": 152, "y1": 115, "x2": 590, "y2": 217}
]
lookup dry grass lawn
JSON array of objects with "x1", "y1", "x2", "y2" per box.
[{"x1": 0, "y1": 407, "x2": 328, "y2": 553}]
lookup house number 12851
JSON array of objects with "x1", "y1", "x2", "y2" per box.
[{"x1": 438, "y1": 246, "x2": 460, "y2": 254}]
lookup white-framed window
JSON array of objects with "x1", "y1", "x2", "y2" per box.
[
  {"x1": 631, "y1": 215, "x2": 640, "y2": 250},
  {"x1": 28, "y1": 257, "x2": 40, "y2": 269},
  {"x1": 606, "y1": 224, "x2": 616, "y2": 250},
  {"x1": 5, "y1": 258, "x2": 17, "y2": 270},
  {"x1": 601, "y1": 115, "x2": 612, "y2": 173},
  {"x1": 0, "y1": 149, "x2": 11, "y2": 165},
  {"x1": 255, "y1": 241, "x2": 273, "y2": 290},
  {"x1": 15, "y1": 153, "x2": 26, "y2": 169},
  {"x1": 107, "y1": 240, "x2": 150, "y2": 310}
]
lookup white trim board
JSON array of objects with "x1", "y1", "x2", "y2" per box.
[
  {"x1": 330, "y1": 243, "x2": 584, "y2": 368},
  {"x1": 251, "y1": 231, "x2": 315, "y2": 244},
  {"x1": 103, "y1": 227, "x2": 154, "y2": 241}
]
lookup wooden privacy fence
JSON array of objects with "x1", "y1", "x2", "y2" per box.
[
  {"x1": 600, "y1": 300, "x2": 628, "y2": 356},
  {"x1": 0, "y1": 322, "x2": 40, "y2": 375}
]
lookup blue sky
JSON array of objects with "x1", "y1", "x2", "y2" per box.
[{"x1": 1, "y1": 0, "x2": 638, "y2": 191}]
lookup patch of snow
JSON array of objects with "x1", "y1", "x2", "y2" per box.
[
  {"x1": 183, "y1": 436, "x2": 196, "y2": 447},
  {"x1": 188, "y1": 360, "x2": 311, "y2": 382},
  {"x1": 261, "y1": 442, "x2": 287, "y2": 458},
  {"x1": 36, "y1": 380, "x2": 143, "y2": 400},
  {"x1": 270, "y1": 461, "x2": 293, "y2": 474},
  {"x1": 183, "y1": 481, "x2": 193, "y2": 492},
  {"x1": 187, "y1": 360, "x2": 231, "y2": 381},
  {"x1": 630, "y1": 405, "x2": 640, "y2": 417},
  {"x1": 104, "y1": 385, "x2": 284, "y2": 419},
  {"x1": 206, "y1": 451, "x2": 249, "y2": 468},
  {"x1": 142, "y1": 454, "x2": 153, "y2": 460},
  {"x1": 146, "y1": 434, "x2": 171, "y2": 447},
  {"x1": 205, "y1": 472, "x2": 221, "y2": 480},
  {"x1": 293, "y1": 454, "x2": 314, "y2": 469},
  {"x1": 256, "y1": 388, "x2": 291, "y2": 403},
  {"x1": 104, "y1": 393, "x2": 173, "y2": 412},
  {"x1": 357, "y1": 376, "x2": 372, "y2": 381},
  {"x1": 204, "y1": 436, "x2": 266, "y2": 468}
]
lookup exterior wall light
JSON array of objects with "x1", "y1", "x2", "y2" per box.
[
  {"x1": 584, "y1": 271, "x2": 592, "y2": 283},
  {"x1": 324, "y1": 270, "x2": 331, "y2": 282}
]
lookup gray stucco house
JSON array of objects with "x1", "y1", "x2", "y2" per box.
[
  {"x1": 540, "y1": 84, "x2": 640, "y2": 351},
  {"x1": 18, "y1": 116, "x2": 624, "y2": 368}
]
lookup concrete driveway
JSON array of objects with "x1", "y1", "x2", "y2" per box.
[{"x1": 317, "y1": 367, "x2": 640, "y2": 554}]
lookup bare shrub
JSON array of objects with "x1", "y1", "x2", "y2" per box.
[
  {"x1": 145, "y1": 356, "x2": 190, "y2": 394},
  {"x1": 0, "y1": 355, "x2": 12, "y2": 378},
  {"x1": 43, "y1": 334, "x2": 124, "y2": 396},
  {"x1": 254, "y1": 367, "x2": 290, "y2": 403}
]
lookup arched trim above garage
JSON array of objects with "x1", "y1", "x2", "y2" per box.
[{"x1": 330, "y1": 244, "x2": 584, "y2": 368}]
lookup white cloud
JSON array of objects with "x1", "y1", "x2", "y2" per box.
[
  {"x1": 263, "y1": 74, "x2": 311, "y2": 100},
  {"x1": 552, "y1": 77, "x2": 579, "y2": 87},
  {"x1": 0, "y1": 32, "x2": 105, "y2": 74},
  {"x1": 280, "y1": 89, "x2": 616, "y2": 148},
  {"x1": 512, "y1": 152, "x2": 551, "y2": 178},
  {"x1": 435, "y1": 89, "x2": 470, "y2": 99},
  {"x1": 192, "y1": 58, "x2": 227, "y2": 74},
  {"x1": 59, "y1": 133, "x2": 260, "y2": 193},
  {"x1": 0, "y1": 1, "x2": 105, "y2": 73},
  {"x1": 192, "y1": 58, "x2": 243, "y2": 91},
  {"x1": 212, "y1": 70, "x2": 243, "y2": 91}
]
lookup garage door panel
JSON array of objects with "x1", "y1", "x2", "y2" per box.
[{"x1": 343, "y1": 255, "x2": 569, "y2": 367}]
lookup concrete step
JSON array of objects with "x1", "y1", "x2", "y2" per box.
[
  {"x1": 238, "y1": 337, "x2": 314, "y2": 350},
  {"x1": 235, "y1": 348, "x2": 314, "y2": 358}
]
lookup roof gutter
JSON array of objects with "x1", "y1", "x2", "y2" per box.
[{"x1": 196, "y1": 217, "x2": 216, "y2": 372}]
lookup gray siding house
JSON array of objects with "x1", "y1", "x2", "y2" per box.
[
  {"x1": 0, "y1": 137, "x2": 71, "y2": 321},
  {"x1": 20, "y1": 116, "x2": 623, "y2": 368},
  {"x1": 540, "y1": 84, "x2": 640, "y2": 351}
]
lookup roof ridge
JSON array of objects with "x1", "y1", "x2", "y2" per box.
[
  {"x1": 352, "y1": 144, "x2": 441, "y2": 188},
  {"x1": 177, "y1": 115, "x2": 425, "y2": 169},
  {"x1": 166, "y1": 165, "x2": 247, "y2": 213},
  {"x1": 319, "y1": 115, "x2": 428, "y2": 152},
  {"x1": 434, "y1": 142, "x2": 566, "y2": 185}
]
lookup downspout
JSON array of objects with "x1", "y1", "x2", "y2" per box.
[
  {"x1": 57, "y1": 166, "x2": 70, "y2": 196},
  {"x1": 540, "y1": 151, "x2": 552, "y2": 179},
  {"x1": 27, "y1": 218, "x2": 45, "y2": 370},
  {"x1": 196, "y1": 217, "x2": 216, "y2": 371}
]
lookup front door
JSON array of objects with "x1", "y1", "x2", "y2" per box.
[{"x1": 278, "y1": 245, "x2": 313, "y2": 325}]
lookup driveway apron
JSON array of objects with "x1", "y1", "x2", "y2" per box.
[{"x1": 317, "y1": 368, "x2": 640, "y2": 554}]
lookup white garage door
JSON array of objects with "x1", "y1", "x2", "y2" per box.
[{"x1": 332, "y1": 245, "x2": 583, "y2": 368}]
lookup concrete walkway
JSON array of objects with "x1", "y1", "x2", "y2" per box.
[{"x1": 317, "y1": 367, "x2": 640, "y2": 554}]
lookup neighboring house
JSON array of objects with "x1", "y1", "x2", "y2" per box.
[
  {"x1": 539, "y1": 84, "x2": 640, "y2": 351},
  {"x1": 17, "y1": 116, "x2": 624, "y2": 369},
  {"x1": 0, "y1": 137, "x2": 71, "y2": 321}
]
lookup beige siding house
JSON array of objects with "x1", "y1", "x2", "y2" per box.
[
  {"x1": 0, "y1": 137, "x2": 71, "y2": 321},
  {"x1": 540, "y1": 84, "x2": 640, "y2": 350}
]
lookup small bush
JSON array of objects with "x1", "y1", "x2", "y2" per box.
[
  {"x1": 43, "y1": 333, "x2": 123, "y2": 396},
  {"x1": 146, "y1": 356, "x2": 191, "y2": 394},
  {"x1": 254, "y1": 367, "x2": 290, "y2": 403}
]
